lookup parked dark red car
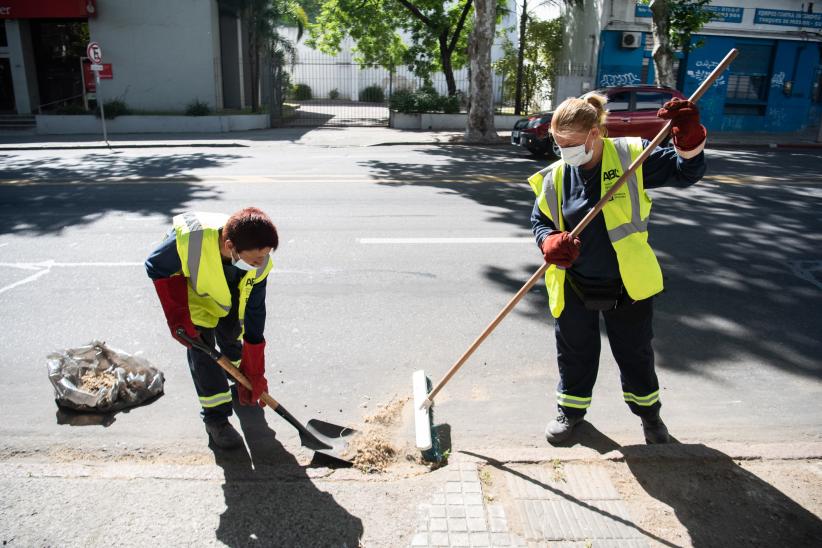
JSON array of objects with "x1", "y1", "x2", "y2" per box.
[{"x1": 511, "y1": 85, "x2": 687, "y2": 157}]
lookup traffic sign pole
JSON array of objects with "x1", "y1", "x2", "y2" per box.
[{"x1": 87, "y1": 41, "x2": 109, "y2": 146}]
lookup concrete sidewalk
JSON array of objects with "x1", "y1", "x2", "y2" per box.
[
  {"x1": 410, "y1": 441, "x2": 822, "y2": 548},
  {"x1": 0, "y1": 125, "x2": 820, "y2": 151},
  {"x1": 1, "y1": 438, "x2": 820, "y2": 547}
]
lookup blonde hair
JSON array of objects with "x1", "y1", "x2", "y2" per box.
[{"x1": 551, "y1": 94, "x2": 608, "y2": 135}]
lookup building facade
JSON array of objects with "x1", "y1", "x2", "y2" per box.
[
  {"x1": 0, "y1": 0, "x2": 253, "y2": 115},
  {"x1": 556, "y1": 0, "x2": 822, "y2": 133}
]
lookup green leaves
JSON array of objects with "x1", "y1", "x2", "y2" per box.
[
  {"x1": 307, "y1": 0, "x2": 477, "y2": 94},
  {"x1": 494, "y1": 16, "x2": 563, "y2": 113},
  {"x1": 668, "y1": 0, "x2": 715, "y2": 53}
]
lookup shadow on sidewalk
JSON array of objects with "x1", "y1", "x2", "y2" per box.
[
  {"x1": 211, "y1": 401, "x2": 363, "y2": 547},
  {"x1": 543, "y1": 423, "x2": 822, "y2": 547},
  {"x1": 619, "y1": 443, "x2": 822, "y2": 547},
  {"x1": 468, "y1": 425, "x2": 822, "y2": 547}
]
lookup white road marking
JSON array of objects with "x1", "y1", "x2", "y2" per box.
[
  {"x1": 358, "y1": 237, "x2": 534, "y2": 244},
  {"x1": 0, "y1": 267, "x2": 51, "y2": 295},
  {"x1": 0, "y1": 261, "x2": 144, "y2": 294},
  {"x1": 0, "y1": 261, "x2": 143, "y2": 269}
]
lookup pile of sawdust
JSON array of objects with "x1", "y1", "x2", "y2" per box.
[
  {"x1": 348, "y1": 432, "x2": 397, "y2": 473},
  {"x1": 346, "y1": 396, "x2": 409, "y2": 473},
  {"x1": 78, "y1": 369, "x2": 117, "y2": 393}
]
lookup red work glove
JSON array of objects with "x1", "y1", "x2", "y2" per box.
[
  {"x1": 238, "y1": 339, "x2": 268, "y2": 407},
  {"x1": 541, "y1": 231, "x2": 581, "y2": 268},
  {"x1": 657, "y1": 98, "x2": 706, "y2": 151},
  {"x1": 153, "y1": 276, "x2": 200, "y2": 348}
]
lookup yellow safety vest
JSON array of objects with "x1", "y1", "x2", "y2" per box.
[
  {"x1": 527, "y1": 137, "x2": 663, "y2": 318},
  {"x1": 172, "y1": 212, "x2": 273, "y2": 333}
]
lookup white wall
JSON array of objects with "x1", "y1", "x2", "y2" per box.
[
  {"x1": 88, "y1": 0, "x2": 221, "y2": 111},
  {"x1": 555, "y1": 0, "x2": 606, "y2": 102}
]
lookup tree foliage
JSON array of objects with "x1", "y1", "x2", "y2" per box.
[
  {"x1": 308, "y1": 0, "x2": 476, "y2": 95},
  {"x1": 641, "y1": 0, "x2": 714, "y2": 87},
  {"x1": 667, "y1": 0, "x2": 714, "y2": 53},
  {"x1": 494, "y1": 16, "x2": 562, "y2": 113}
]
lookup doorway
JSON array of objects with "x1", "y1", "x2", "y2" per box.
[{"x1": 0, "y1": 57, "x2": 15, "y2": 112}]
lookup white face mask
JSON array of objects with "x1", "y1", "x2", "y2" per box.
[
  {"x1": 230, "y1": 249, "x2": 256, "y2": 271},
  {"x1": 558, "y1": 131, "x2": 594, "y2": 167}
]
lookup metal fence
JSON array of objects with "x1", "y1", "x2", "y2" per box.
[{"x1": 271, "y1": 48, "x2": 509, "y2": 127}]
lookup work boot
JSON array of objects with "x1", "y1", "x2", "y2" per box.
[
  {"x1": 205, "y1": 420, "x2": 244, "y2": 449},
  {"x1": 545, "y1": 412, "x2": 584, "y2": 444},
  {"x1": 641, "y1": 413, "x2": 670, "y2": 444}
]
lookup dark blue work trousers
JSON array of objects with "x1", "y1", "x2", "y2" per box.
[
  {"x1": 186, "y1": 312, "x2": 242, "y2": 425},
  {"x1": 554, "y1": 279, "x2": 661, "y2": 418}
]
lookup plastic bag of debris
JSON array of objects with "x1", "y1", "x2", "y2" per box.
[{"x1": 47, "y1": 341, "x2": 164, "y2": 413}]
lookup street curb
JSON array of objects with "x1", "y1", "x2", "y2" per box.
[
  {"x1": 0, "y1": 142, "x2": 246, "y2": 151},
  {"x1": 709, "y1": 142, "x2": 822, "y2": 149},
  {"x1": 370, "y1": 140, "x2": 512, "y2": 147},
  {"x1": 452, "y1": 441, "x2": 822, "y2": 465}
]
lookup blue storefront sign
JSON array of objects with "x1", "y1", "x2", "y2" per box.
[
  {"x1": 635, "y1": 3, "x2": 743, "y2": 23},
  {"x1": 754, "y1": 8, "x2": 822, "y2": 28},
  {"x1": 596, "y1": 29, "x2": 822, "y2": 133}
]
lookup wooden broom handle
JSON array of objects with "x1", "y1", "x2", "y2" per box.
[{"x1": 425, "y1": 48, "x2": 739, "y2": 404}]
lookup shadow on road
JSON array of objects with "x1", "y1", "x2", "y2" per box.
[
  {"x1": 212, "y1": 400, "x2": 363, "y2": 547},
  {"x1": 363, "y1": 145, "x2": 822, "y2": 381},
  {"x1": 0, "y1": 151, "x2": 242, "y2": 236}
]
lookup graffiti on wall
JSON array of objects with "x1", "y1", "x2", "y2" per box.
[
  {"x1": 770, "y1": 71, "x2": 786, "y2": 88},
  {"x1": 599, "y1": 73, "x2": 640, "y2": 86},
  {"x1": 687, "y1": 60, "x2": 726, "y2": 87}
]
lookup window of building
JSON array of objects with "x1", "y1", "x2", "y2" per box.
[
  {"x1": 813, "y1": 66, "x2": 822, "y2": 103},
  {"x1": 0, "y1": 21, "x2": 6, "y2": 47},
  {"x1": 724, "y1": 41, "x2": 774, "y2": 116}
]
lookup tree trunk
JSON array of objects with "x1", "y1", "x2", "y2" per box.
[
  {"x1": 250, "y1": 27, "x2": 259, "y2": 112},
  {"x1": 439, "y1": 34, "x2": 457, "y2": 96},
  {"x1": 465, "y1": 0, "x2": 497, "y2": 142},
  {"x1": 514, "y1": 0, "x2": 528, "y2": 115},
  {"x1": 650, "y1": 0, "x2": 676, "y2": 88}
]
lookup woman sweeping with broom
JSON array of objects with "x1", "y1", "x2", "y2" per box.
[{"x1": 530, "y1": 94, "x2": 707, "y2": 445}]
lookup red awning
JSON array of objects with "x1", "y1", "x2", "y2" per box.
[{"x1": 0, "y1": 0, "x2": 97, "y2": 19}]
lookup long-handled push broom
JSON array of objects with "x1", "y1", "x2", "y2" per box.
[{"x1": 413, "y1": 48, "x2": 740, "y2": 462}]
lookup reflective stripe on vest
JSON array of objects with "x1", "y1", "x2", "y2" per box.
[
  {"x1": 179, "y1": 212, "x2": 230, "y2": 314},
  {"x1": 527, "y1": 137, "x2": 663, "y2": 318}
]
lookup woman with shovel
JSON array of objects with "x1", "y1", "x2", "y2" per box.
[
  {"x1": 529, "y1": 95, "x2": 706, "y2": 445},
  {"x1": 145, "y1": 207, "x2": 277, "y2": 449}
]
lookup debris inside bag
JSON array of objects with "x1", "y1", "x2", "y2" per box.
[
  {"x1": 47, "y1": 341, "x2": 165, "y2": 413},
  {"x1": 78, "y1": 370, "x2": 117, "y2": 392}
]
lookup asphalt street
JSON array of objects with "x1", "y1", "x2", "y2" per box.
[
  {"x1": 1, "y1": 141, "x2": 821, "y2": 451},
  {"x1": 0, "y1": 139, "x2": 821, "y2": 545}
]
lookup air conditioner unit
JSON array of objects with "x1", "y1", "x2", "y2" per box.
[{"x1": 621, "y1": 31, "x2": 642, "y2": 49}]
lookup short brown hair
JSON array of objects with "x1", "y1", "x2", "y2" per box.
[
  {"x1": 551, "y1": 93, "x2": 608, "y2": 135},
  {"x1": 223, "y1": 207, "x2": 278, "y2": 252}
]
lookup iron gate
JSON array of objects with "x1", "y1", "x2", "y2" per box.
[{"x1": 277, "y1": 60, "x2": 393, "y2": 127}]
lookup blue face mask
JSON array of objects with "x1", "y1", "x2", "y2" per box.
[{"x1": 230, "y1": 249, "x2": 256, "y2": 271}]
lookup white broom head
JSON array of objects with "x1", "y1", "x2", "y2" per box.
[{"x1": 412, "y1": 369, "x2": 433, "y2": 450}]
